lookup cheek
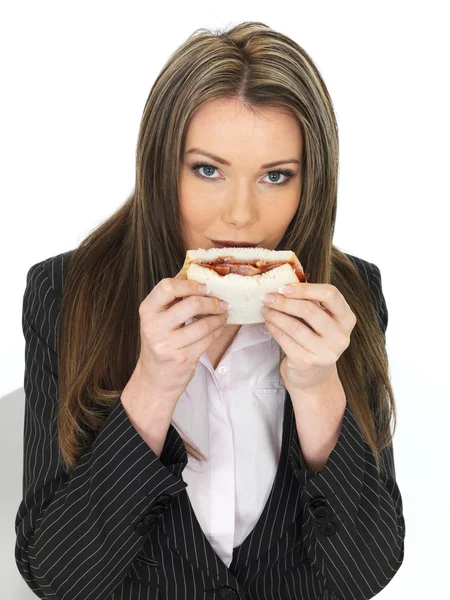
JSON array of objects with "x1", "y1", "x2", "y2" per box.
[
  {"x1": 265, "y1": 199, "x2": 298, "y2": 230},
  {"x1": 179, "y1": 194, "x2": 217, "y2": 231},
  {"x1": 179, "y1": 172, "x2": 206, "y2": 220}
]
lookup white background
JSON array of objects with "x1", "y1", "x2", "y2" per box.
[{"x1": 1, "y1": 0, "x2": 449, "y2": 597}]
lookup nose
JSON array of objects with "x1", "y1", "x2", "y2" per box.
[{"x1": 222, "y1": 186, "x2": 258, "y2": 227}]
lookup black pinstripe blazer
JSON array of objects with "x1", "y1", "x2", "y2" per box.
[{"x1": 15, "y1": 250, "x2": 405, "y2": 600}]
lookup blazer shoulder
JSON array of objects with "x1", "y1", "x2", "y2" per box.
[
  {"x1": 345, "y1": 252, "x2": 374, "y2": 286},
  {"x1": 26, "y1": 250, "x2": 74, "y2": 302},
  {"x1": 344, "y1": 252, "x2": 388, "y2": 334}
]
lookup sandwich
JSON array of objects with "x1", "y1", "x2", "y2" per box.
[{"x1": 177, "y1": 247, "x2": 309, "y2": 324}]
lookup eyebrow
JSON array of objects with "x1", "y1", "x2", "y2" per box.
[{"x1": 185, "y1": 147, "x2": 300, "y2": 169}]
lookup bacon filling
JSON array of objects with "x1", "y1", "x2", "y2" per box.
[{"x1": 191, "y1": 256, "x2": 309, "y2": 281}]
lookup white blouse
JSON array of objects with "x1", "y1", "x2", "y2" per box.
[{"x1": 172, "y1": 321, "x2": 286, "y2": 568}]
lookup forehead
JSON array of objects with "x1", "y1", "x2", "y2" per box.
[{"x1": 185, "y1": 98, "x2": 302, "y2": 156}]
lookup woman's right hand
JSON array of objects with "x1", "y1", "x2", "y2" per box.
[{"x1": 137, "y1": 274, "x2": 229, "y2": 397}]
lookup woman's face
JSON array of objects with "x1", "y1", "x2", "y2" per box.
[{"x1": 179, "y1": 98, "x2": 303, "y2": 251}]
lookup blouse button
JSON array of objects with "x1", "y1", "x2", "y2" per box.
[{"x1": 217, "y1": 366, "x2": 228, "y2": 373}]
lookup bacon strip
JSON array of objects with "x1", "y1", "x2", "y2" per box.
[{"x1": 191, "y1": 257, "x2": 309, "y2": 281}]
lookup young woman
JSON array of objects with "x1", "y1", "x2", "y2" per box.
[{"x1": 15, "y1": 21, "x2": 405, "y2": 600}]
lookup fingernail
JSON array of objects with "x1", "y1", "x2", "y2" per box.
[
  {"x1": 220, "y1": 300, "x2": 229, "y2": 310},
  {"x1": 259, "y1": 293, "x2": 275, "y2": 303},
  {"x1": 198, "y1": 284, "x2": 210, "y2": 295},
  {"x1": 278, "y1": 285, "x2": 293, "y2": 294}
]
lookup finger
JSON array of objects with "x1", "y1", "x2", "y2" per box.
[
  {"x1": 278, "y1": 283, "x2": 349, "y2": 322},
  {"x1": 263, "y1": 309, "x2": 325, "y2": 356},
  {"x1": 173, "y1": 313, "x2": 228, "y2": 348},
  {"x1": 147, "y1": 278, "x2": 211, "y2": 313},
  {"x1": 264, "y1": 320, "x2": 321, "y2": 363},
  {"x1": 265, "y1": 320, "x2": 336, "y2": 367},
  {"x1": 263, "y1": 296, "x2": 335, "y2": 338},
  {"x1": 166, "y1": 294, "x2": 227, "y2": 329}
]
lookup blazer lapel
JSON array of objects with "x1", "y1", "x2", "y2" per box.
[
  {"x1": 229, "y1": 391, "x2": 302, "y2": 571},
  {"x1": 160, "y1": 391, "x2": 304, "y2": 579}
]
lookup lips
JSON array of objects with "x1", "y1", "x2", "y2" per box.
[{"x1": 210, "y1": 240, "x2": 259, "y2": 248}]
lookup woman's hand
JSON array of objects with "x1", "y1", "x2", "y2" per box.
[
  {"x1": 260, "y1": 283, "x2": 357, "y2": 393},
  {"x1": 137, "y1": 274, "x2": 229, "y2": 398}
]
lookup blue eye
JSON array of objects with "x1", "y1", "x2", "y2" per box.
[
  {"x1": 189, "y1": 162, "x2": 296, "y2": 185},
  {"x1": 192, "y1": 163, "x2": 219, "y2": 179}
]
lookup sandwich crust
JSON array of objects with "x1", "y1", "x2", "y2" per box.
[
  {"x1": 177, "y1": 247, "x2": 305, "y2": 324},
  {"x1": 177, "y1": 246, "x2": 303, "y2": 280}
]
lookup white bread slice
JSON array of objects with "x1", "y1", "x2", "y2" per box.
[{"x1": 178, "y1": 247, "x2": 303, "y2": 324}]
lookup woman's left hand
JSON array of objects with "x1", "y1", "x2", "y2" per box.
[{"x1": 260, "y1": 283, "x2": 357, "y2": 392}]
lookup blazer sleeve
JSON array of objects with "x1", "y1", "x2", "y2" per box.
[
  {"x1": 15, "y1": 259, "x2": 189, "y2": 600},
  {"x1": 289, "y1": 262, "x2": 405, "y2": 600}
]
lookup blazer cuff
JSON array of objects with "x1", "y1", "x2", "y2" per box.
[
  {"x1": 290, "y1": 401, "x2": 365, "y2": 524},
  {"x1": 96, "y1": 398, "x2": 189, "y2": 489}
]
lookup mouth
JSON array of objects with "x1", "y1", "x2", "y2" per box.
[{"x1": 210, "y1": 239, "x2": 260, "y2": 248}]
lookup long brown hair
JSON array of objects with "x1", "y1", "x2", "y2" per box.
[{"x1": 55, "y1": 21, "x2": 396, "y2": 478}]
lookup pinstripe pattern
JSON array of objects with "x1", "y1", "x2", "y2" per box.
[{"x1": 15, "y1": 250, "x2": 405, "y2": 599}]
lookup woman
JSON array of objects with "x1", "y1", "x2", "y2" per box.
[{"x1": 15, "y1": 21, "x2": 405, "y2": 600}]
